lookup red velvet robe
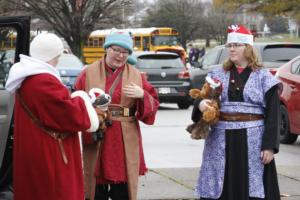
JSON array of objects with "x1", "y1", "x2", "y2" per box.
[
  {"x1": 74, "y1": 63, "x2": 159, "y2": 184},
  {"x1": 14, "y1": 74, "x2": 92, "y2": 200}
]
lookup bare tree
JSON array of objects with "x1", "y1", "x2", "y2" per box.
[
  {"x1": 203, "y1": 5, "x2": 235, "y2": 45},
  {"x1": 141, "y1": 0, "x2": 234, "y2": 48},
  {"x1": 17, "y1": 0, "x2": 132, "y2": 58},
  {"x1": 141, "y1": 0, "x2": 205, "y2": 49},
  {"x1": 0, "y1": 0, "x2": 26, "y2": 15}
]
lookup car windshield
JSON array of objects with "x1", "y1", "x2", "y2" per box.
[
  {"x1": 136, "y1": 54, "x2": 184, "y2": 69},
  {"x1": 151, "y1": 36, "x2": 179, "y2": 46},
  {"x1": 262, "y1": 46, "x2": 300, "y2": 62},
  {"x1": 56, "y1": 54, "x2": 83, "y2": 69}
]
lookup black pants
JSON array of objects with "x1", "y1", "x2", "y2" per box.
[
  {"x1": 94, "y1": 183, "x2": 129, "y2": 200},
  {"x1": 200, "y1": 130, "x2": 280, "y2": 200}
]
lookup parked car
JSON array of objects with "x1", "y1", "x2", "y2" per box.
[
  {"x1": 189, "y1": 42, "x2": 300, "y2": 89},
  {"x1": 134, "y1": 51, "x2": 192, "y2": 109},
  {"x1": 276, "y1": 56, "x2": 300, "y2": 144},
  {"x1": 0, "y1": 16, "x2": 30, "y2": 199},
  {"x1": 56, "y1": 53, "x2": 84, "y2": 91}
]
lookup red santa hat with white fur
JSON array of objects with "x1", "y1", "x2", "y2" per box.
[{"x1": 227, "y1": 25, "x2": 253, "y2": 46}]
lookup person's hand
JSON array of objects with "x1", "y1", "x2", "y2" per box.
[
  {"x1": 123, "y1": 82, "x2": 144, "y2": 98},
  {"x1": 261, "y1": 149, "x2": 274, "y2": 164},
  {"x1": 198, "y1": 99, "x2": 213, "y2": 112}
]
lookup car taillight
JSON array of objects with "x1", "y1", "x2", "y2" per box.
[
  {"x1": 141, "y1": 71, "x2": 148, "y2": 80},
  {"x1": 269, "y1": 69, "x2": 277, "y2": 76},
  {"x1": 178, "y1": 70, "x2": 190, "y2": 79}
]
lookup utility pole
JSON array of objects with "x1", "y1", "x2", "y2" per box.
[{"x1": 122, "y1": 7, "x2": 125, "y2": 28}]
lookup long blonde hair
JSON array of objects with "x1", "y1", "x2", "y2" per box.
[{"x1": 223, "y1": 44, "x2": 262, "y2": 71}]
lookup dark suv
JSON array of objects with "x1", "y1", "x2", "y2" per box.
[
  {"x1": 134, "y1": 51, "x2": 192, "y2": 109},
  {"x1": 0, "y1": 16, "x2": 30, "y2": 199},
  {"x1": 189, "y1": 42, "x2": 300, "y2": 89}
]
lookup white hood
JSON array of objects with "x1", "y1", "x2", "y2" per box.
[{"x1": 5, "y1": 54, "x2": 62, "y2": 93}]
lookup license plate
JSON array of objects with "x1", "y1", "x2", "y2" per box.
[
  {"x1": 61, "y1": 76, "x2": 70, "y2": 84},
  {"x1": 158, "y1": 87, "x2": 171, "y2": 94}
]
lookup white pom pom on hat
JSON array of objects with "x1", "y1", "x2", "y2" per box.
[
  {"x1": 30, "y1": 33, "x2": 64, "y2": 62},
  {"x1": 227, "y1": 25, "x2": 254, "y2": 46}
]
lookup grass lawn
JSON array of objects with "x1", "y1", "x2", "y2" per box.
[{"x1": 255, "y1": 33, "x2": 300, "y2": 43}]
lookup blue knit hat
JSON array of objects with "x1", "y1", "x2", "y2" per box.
[{"x1": 103, "y1": 30, "x2": 133, "y2": 54}]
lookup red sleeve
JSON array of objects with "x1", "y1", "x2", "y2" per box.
[
  {"x1": 20, "y1": 74, "x2": 93, "y2": 134},
  {"x1": 136, "y1": 75, "x2": 159, "y2": 125}
]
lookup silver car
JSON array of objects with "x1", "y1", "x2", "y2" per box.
[{"x1": 56, "y1": 53, "x2": 84, "y2": 91}]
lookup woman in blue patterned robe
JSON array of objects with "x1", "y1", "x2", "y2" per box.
[{"x1": 192, "y1": 25, "x2": 281, "y2": 200}]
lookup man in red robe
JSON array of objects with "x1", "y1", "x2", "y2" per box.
[
  {"x1": 74, "y1": 30, "x2": 159, "y2": 200},
  {"x1": 5, "y1": 33, "x2": 100, "y2": 200}
]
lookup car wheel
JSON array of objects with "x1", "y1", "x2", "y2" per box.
[
  {"x1": 280, "y1": 105, "x2": 298, "y2": 144},
  {"x1": 177, "y1": 100, "x2": 190, "y2": 109}
]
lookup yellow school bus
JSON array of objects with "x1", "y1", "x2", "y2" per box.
[
  {"x1": 83, "y1": 27, "x2": 187, "y2": 64},
  {"x1": 0, "y1": 32, "x2": 16, "y2": 50}
]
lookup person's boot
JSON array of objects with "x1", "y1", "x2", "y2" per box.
[
  {"x1": 94, "y1": 184, "x2": 109, "y2": 200},
  {"x1": 109, "y1": 183, "x2": 129, "y2": 200}
]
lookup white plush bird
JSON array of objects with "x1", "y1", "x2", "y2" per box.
[{"x1": 89, "y1": 88, "x2": 111, "y2": 111}]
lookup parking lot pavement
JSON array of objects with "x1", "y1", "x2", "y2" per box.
[
  {"x1": 277, "y1": 165, "x2": 300, "y2": 199},
  {"x1": 138, "y1": 106, "x2": 300, "y2": 199},
  {"x1": 138, "y1": 167, "x2": 300, "y2": 200},
  {"x1": 138, "y1": 168, "x2": 197, "y2": 200}
]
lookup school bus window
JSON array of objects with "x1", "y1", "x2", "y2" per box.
[
  {"x1": 134, "y1": 36, "x2": 141, "y2": 48},
  {"x1": 99, "y1": 38, "x2": 103, "y2": 47},
  {"x1": 88, "y1": 38, "x2": 93, "y2": 47},
  {"x1": 143, "y1": 37, "x2": 150, "y2": 51},
  {"x1": 93, "y1": 38, "x2": 99, "y2": 47}
]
